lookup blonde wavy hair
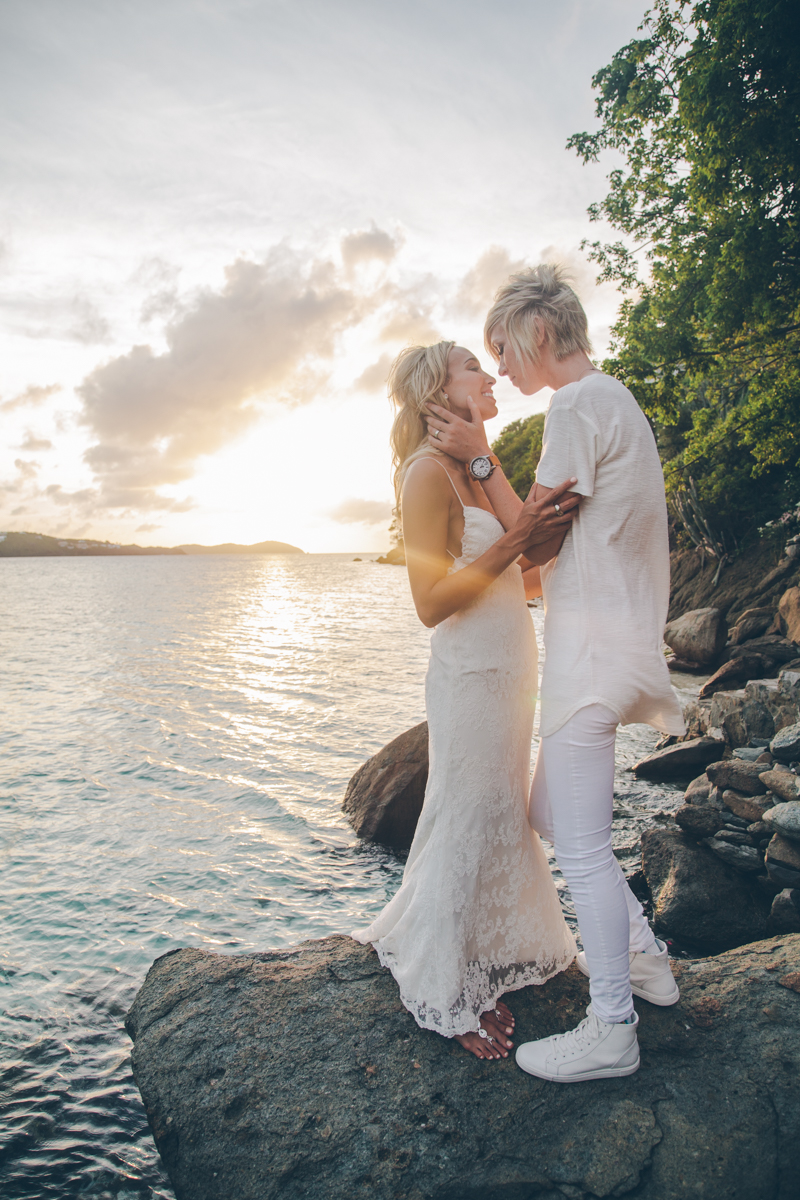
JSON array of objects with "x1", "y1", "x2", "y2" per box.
[
  {"x1": 484, "y1": 263, "x2": 592, "y2": 365},
  {"x1": 388, "y1": 340, "x2": 456, "y2": 507}
]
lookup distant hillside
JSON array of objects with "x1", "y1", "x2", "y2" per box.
[
  {"x1": 0, "y1": 531, "x2": 182, "y2": 557},
  {"x1": 178, "y1": 540, "x2": 304, "y2": 555},
  {"x1": 0, "y1": 531, "x2": 305, "y2": 558}
]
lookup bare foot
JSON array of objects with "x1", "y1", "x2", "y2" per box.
[{"x1": 453, "y1": 1000, "x2": 515, "y2": 1060}]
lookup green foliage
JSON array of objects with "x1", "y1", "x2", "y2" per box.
[
  {"x1": 569, "y1": 0, "x2": 800, "y2": 549},
  {"x1": 491, "y1": 413, "x2": 545, "y2": 500}
]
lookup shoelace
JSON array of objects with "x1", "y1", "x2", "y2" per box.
[{"x1": 549, "y1": 1013, "x2": 603, "y2": 1061}]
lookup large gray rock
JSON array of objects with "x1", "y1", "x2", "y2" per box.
[
  {"x1": 722, "y1": 788, "x2": 774, "y2": 823},
  {"x1": 764, "y1": 801, "x2": 800, "y2": 841},
  {"x1": 770, "y1": 722, "x2": 800, "y2": 763},
  {"x1": 664, "y1": 607, "x2": 726, "y2": 665},
  {"x1": 760, "y1": 768, "x2": 800, "y2": 803},
  {"x1": 706, "y1": 758, "x2": 771, "y2": 795},
  {"x1": 704, "y1": 837, "x2": 764, "y2": 873},
  {"x1": 641, "y1": 828, "x2": 769, "y2": 952},
  {"x1": 342, "y1": 722, "x2": 428, "y2": 852},
  {"x1": 675, "y1": 804, "x2": 724, "y2": 839},
  {"x1": 633, "y1": 736, "x2": 725, "y2": 780},
  {"x1": 125, "y1": 934, "x2": 800, "y2": 1200}
]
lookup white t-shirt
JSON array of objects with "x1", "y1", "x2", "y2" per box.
[{"x1": 535, "y1": 372, "x2": 685, "y2": 738}]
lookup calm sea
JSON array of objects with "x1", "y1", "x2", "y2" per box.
[{"x1": 0, "y1": 554, "x2": 685, "y2": 1198}]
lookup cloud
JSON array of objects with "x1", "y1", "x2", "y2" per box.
[
  {"x1": 14, "y1": 458, "x2": 39, "y2": 480},
  {"x1": 68, "y1": 296, "x2": 111, "y2": 344},
  {"x1": 341, "y1": 224, "x2": 400, "y2": 269},
  {"x1": 354, "y1": 352, "x2": 393, "y2": 392},
  {"x1": 135, "y1": 522, "x2": 162, "y2": 533},
  {"x1": 77, "y1": 243, "x2": 366, "y2": 509},
  {"x1": 19, "y1": 432, "x2": 53, "y2": 451},
  {"x1": 0, "y1": 383, "x2": 61, "y2": 414},
  {"x1": 134, "y1": 256, "x2": 182, "y2": 324},
  {"x1": 452, "y1": 246, "x2": 530, "y2": 319},
  {"x1": 379, "y1": 292, "x2": 442, "y2": 344},
  {"x1": 329, "y1": 497, "x2": 393, "y2": 525},
  {"x1": 0, "y1": 293, "x2": 111, "y2": 344}
]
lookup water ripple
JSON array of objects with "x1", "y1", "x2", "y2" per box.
[{"x1": 0, "y1": 554, "x2": 681, "y2": 1197}]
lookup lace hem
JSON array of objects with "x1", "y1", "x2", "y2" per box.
[{"x1": 371, "y1": 941, "x2": 576, "y2": 1038}]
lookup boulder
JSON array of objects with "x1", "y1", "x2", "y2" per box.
[
  {"x1": 760, "y1": 769, "x2": 800, "y2": 803},
  {"x1": 708, "y1": 689, "x2": 748, "y2": 746},
  {"x1": 769, "y1": 888, "x2": 800, "y2": 933},
  {"x1": 770, "y1": 722, "x2": 800, "y2": 763},
  {"x1": 632, "y1": 736, "x2": 725, "y2": 781},
  {"x1": 641, "y1": 827, "x2": 769, "y2": 952},
  {"x1": 763, "y1": 802, "x2": 800, "y2": 842},
  {"x1": 729, "y1": 607, "x2": 776, "y2": 645},
  {"x1": 342, "y1": 722, "x2": 428, "y2": 852},
  {"x1": 778, "y1": 586, "x2": 800, "y2": 643},
  {"x1": 125, "y1": 934, "x2": 800, "y2": 1200},
  {"x1": 675, "y1": 804, "x2": 724, "y2": 839},
  {"x1": 700, "y1": 654, "x2": 779, "y2": 698},
  {"x1": 704, "y1": 837, "x2": 764, "y2": 873},
  {"x1": 684, "y1": 773, "x2": 712, "y2": 804},
  {"x1": 721, "y1": 789, "x2": 774, "y2": 824},
  {"x1": 663, "y1": 607, "x2": 726, "y2": 665},
  {"x1": 706, "y1": 759, "x2": 771, "y2": 796},
  {"x1": 766, "y1": 833, "x2": 800, "y2": 888}
]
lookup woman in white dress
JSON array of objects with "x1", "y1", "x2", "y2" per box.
[{"x1": 352, "y1": 341, "x2": 578, "y2": 1060}]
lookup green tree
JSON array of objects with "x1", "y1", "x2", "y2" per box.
[
  {"x1": 491, "y1": 413, "x2": 545, "y2": 500},
  {"x1": 569, "y1": 0, "x2": 800, "y2": 556}
]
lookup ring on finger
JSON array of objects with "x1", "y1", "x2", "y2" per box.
[{"x1": 554, "y1": 502, "x2": 564, "y2": 516}]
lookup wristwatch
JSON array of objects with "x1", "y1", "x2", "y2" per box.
[{"x1": 468, "y1": 453, "x2": 501, "y2": 481}]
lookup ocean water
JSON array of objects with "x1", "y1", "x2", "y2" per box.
[{"x1": 0, "y1": 554, "x2": 686, "y2": 1199}]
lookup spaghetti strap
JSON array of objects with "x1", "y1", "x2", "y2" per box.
[{"x1": 428, "y1": 458, "x2": 467, "y2": 511}]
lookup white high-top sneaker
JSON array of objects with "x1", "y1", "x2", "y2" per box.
[
  {"x1": 516, "y1": 1007, "x2": 639, "y2": 1082},
  {"x1": 576, "y1": 939, "x2": 680, "y2": 1006}
]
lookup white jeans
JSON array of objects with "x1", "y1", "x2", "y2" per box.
[{"x1": 529, "y1": 703, "x2": 655, "y2": 1024}]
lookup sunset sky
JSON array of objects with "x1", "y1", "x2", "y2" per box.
[{"x1": 1, "y1": 0, "x2": 648, "y2": 552}]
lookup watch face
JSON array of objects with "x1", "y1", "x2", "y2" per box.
[{"x1": 471, "y1": 456, "x2": 492, "y2": 479}]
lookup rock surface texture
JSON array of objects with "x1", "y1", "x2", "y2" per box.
[
  {"x1": 342, "y1": 722, "x2": 428, "y2": 852},
  {"x1": 641, "y1": 828, "x2": 770, "y2": 951},
  {"x1": 632, "y1": 735, "x2": 725, "y2": 780},
  {"x1": 126, "y1": 934, "x2": 800, "y2": 1200},
  {"x1": 663, "y1": 606, "x2": 726, "y2": 665}
]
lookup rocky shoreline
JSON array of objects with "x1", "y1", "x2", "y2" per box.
[
  {"x1": 126, "y1": 934, "x2": 800, "y2": 1200},
  {"x1": 124, "y1": 555, "x2": 800, "y2": 1199}
]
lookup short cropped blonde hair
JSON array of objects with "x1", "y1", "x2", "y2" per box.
[{"x1": 484, "y1": 264, "x2": 592, "y2": 365}]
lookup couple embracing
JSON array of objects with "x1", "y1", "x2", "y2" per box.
[{"x1": 352, "y1": 265, "x2": 686, "y2": 1082}]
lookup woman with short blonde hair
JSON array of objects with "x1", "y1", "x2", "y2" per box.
[
  {"x1": 484, "y1": 263, "x2": 592, "y2": 366},
  {"x1": 425, "y1": 263, "x2": 685, "y2": 1084}
]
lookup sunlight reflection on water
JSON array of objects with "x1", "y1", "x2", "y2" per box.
[{"x1": 0, "y1": 553, "x2": 684, "y2": 1198}]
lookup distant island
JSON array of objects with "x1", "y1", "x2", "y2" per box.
[
  {"x1": 0, "y1": 531, "x2": 305, "y2": 558},
  {"x1": 177, "y1": 540, "x2": 304, "y2": 556}
]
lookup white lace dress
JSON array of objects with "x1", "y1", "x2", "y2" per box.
[{"x1": 352, "y1": 493, "x2": 576, "y2": 1037}]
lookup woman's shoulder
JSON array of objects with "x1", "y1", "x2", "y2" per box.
[
  {"x1": 404, "y1": 454, "x2": 455, "y2": 488},
  {"x1": 402, "y1": 454, "x2": 464, "y2": 510}
]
